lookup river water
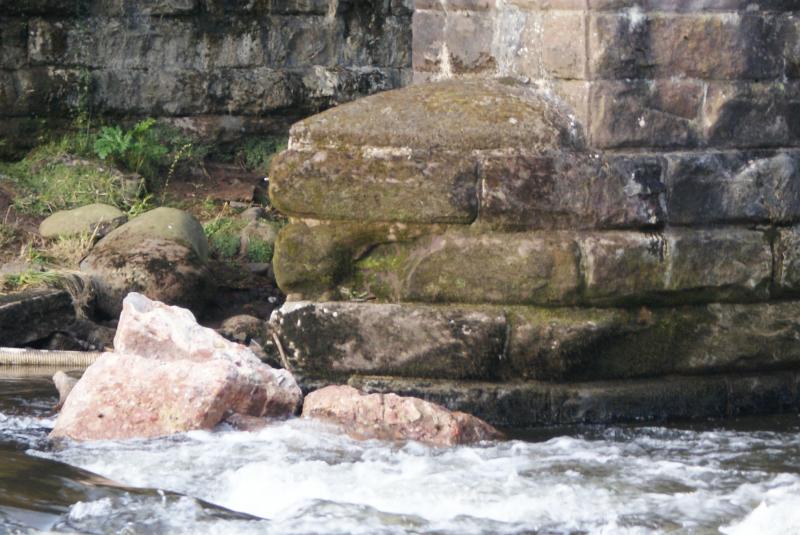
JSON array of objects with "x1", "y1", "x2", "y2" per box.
[{"x1": 2, "y1": 372, "x2": 800, "y2": 535}]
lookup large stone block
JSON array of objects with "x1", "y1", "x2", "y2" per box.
[
  {"x1": 276, "y1": 223, "x2": 773, "y2": 306},
  {"x1": 666, "y1": 151, "x2": 800, "y2": 226},
  {"x1": 590, "y1": 80, "x2": 703, "y2": 149},
  {"x1": 578, "y1": 228, "x2": 771, "y2": 305},
  {"x1": 270, "y1": 148, "x2": 479, "y2": 224},
  {"x1": 267, "y1": 301, "x2": 506, "y2": 380},
  {"x1": 478, "y1": 151, "x2": 666, "y2": 230},
  {"x1": 287, "y1": 78, "x2": 584, "y2": 152},
  {"x1": 505, "y1": 302, "x2": 800, "y2": 382},
  {"x1": 0, "y1": 290, "x2": 76, "y2": 347},
  {"x1": 348, "y1": 371, "x2": 800, "y2": 427},
  {"x1": 0, "y1": 18, "x2": 27, "y2": 69},
  {"x1": 703, "y1": 81, "x2": 800, "y2": 149},
  {"x1": 589, "y1": 12, "x2": 785, "y2": 80},
  {"x1": 0, "y1": 68, "x2": 79, "y2": 117}
]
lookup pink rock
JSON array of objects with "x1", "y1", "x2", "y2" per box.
[
  {"x1": 50, "y1": 293, "x2": 302, "y2": 441},
  {"x1": 302, "y1": 385, "x2": 504, "y2": 447}
]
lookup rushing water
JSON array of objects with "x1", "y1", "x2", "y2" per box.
[{"x1": 2, "y1": 372, "x2": 800, "y2": 534}]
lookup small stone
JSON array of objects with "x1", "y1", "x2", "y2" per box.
[
  {"x1": 302, "y1": 385, "x2": 503, "y2": 447},
  {"x1": 39, "y1": 204, "x2": 127, "y2": 239}
]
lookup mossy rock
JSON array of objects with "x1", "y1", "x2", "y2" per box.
[
  {"x1": 80, "y1": 208, "x2": 210, "y2": 317},
  {"x1": 39, "y1": 203, "x2": 127, "y2": 239},
  {"x1": 290, "y1": 78, "x2": 584, "y2": 152}
]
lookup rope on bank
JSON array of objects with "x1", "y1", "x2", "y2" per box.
[{"x1": 0, "y1": 348, "x2": 101, "y2": 367}]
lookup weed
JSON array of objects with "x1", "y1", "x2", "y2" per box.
[
  {"x1": 95, "y1": 118, "x2": 169, "y2": 179},
  {"x1": 6, "y1": 155, "x2": 129, "y2": 215},
  {"x1": 245, "y1": 238, "x2": 273, "y2": 263},
  {"x1": 0, "y1": 223, "x2": 17, "y2": 250},
  {"x1": 1, "y1": 269, "x2": 61, "y2": 292},
  {"x1": 127, "y1": 193, "x2": 154, "y2": 218},
  {"x1": 203, "y1": 214, "x2": 246, "y2": 260},
  {"x1": 234, "y1": 136, "x2": 288, "y2": 174},
  {"x1": 42, "y1": 233, "x2": 95, "y2": 267}
]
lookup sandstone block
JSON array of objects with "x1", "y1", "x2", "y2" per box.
[
  {"x1": 267, "y1": 301, "x2": 506, "y2": 380},
  {"x1": 666, "y1": 151, "x2": 800, "y2": 226},
  {"x1": 505, "y1": 302, "x2": 800, "y2": 382},
  {"x1": 287, "y1": 78, "x2": 583, "y2": 152},
  {"x1": 302, "y1": 385, "x2": 503, "y2": 446},
  {"x1": 703, "y1": 81, "x2": 800, "y2": 148},
  {"x1": 270, "y1": 148, "x2": 479, "y2": 224},
  {"x1": 589, "y1": 12, "x2": 785, "y2": 80},
  {"x1": 590, "y1": 79, "x2": 703, "y2": 149},
  {"x1": 478, "y1": 151, "x2": 666, "y2": 229},
  {"x1": 349, "y1": 371, "x2": 800, "y2": 427}
]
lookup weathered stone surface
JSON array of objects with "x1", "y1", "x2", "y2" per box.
[
  {"x1": 346, "y1": 229, "x2": 581, "y2": 305},
  {"x1": 775, "y1": 225, "x2": 800, "y2": 294},
  {"x1": 505, "y1": 302, "x2": 800, "y2": 381},
  {"x1": 288, "y1": 78, "x2": 583, "y2": 152},
  {"x1": 277, "y1": 222, "x2": 771, "y2": 306},
  {"x1": 590, "y1": 79, "x2": 703, "y2": 149},
  {"x1": 267, "y1": 301, "x2": 505, "y2": 380},
  {"x1": 270, "y1": 148, "x2": 479, "y2": 224},
  {"x1": 272, "y1": 220, "x2": 443, "y2": 299},
  {"x1": 348, "y1": 371, "x2": 800, "y2": 427},
  {"x1": 80, "y1": 208, "x2": 210, "y2": 318},
  {"x1": 0, "y1": 290, "x2": 76, "y2": 347},
  {"x1": 302, "y1": 385, "x2": 503, "y2": 446},
  {"x1": 578, "y1": 228, "x2": 771, "y2": 305},
  {"x1": 589, "y1": 12, "x2": 786, "y2": 80},
  {"x1": 478, "y1": 152, "x2": 666, "y2": 230},
  {"x1": 666, "y1": 151, "x2": 800, "y2": 226},
  {"x1": 702, "y1": 81, "x2": 800, "y2": 149},
  {"x1": 39, "y1": 203, "x2": 127, "y2": 239},
  {"x1": 50, "y1": 293, "x2": 302, "y2": 441}
]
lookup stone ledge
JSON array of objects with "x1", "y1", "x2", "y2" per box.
[
  {"x1": 274, "y1": 222, "x2": 775, "y2": 307},
  {"x1": 346, "y1": 371, "x2": 800, "y2": 427},
  {"x1": 0, "y1": 289, "x2": 76, "y2": 347},
  {"x1": 265, "y1": 301, "x2": 800, "y2": 384}
]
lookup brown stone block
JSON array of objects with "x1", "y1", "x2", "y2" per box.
[
  {"x1": 703, "y1": 81, "x2": 800, "y2": 148},
  {"x1": 589, "y1": 12, "x2": 784, "y2": 80},
  {"x1": 665, "y1": 150, "x2": 800, "y2": 226},
  {"x1": 267, "y1": 301, "x2": 506, "y2": 380},
  {"x1": 478, "y1": 151, "x2": 666, "y2": 230},
  {"x1": 590, "y1": 79, "x2": 703, "y2": 149},
  {"x1": 270, "y1": 148, "x2": 479, "y2": 224}
]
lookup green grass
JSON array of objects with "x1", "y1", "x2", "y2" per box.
[
  {"x1": 0, "y1": 223, "x2": 17, "y2": 250},
  {"x1": 234, "y1": 136, "x2": 288, "y2": 174},
  {"x1": 245, "y1": 238, "x2": 273, "y2": 263},
  {"x1": 4, "y1": 151, "x2": 131, "y2": 215},
  {"x1": 1, "y1": 269, "x2": 62, "y2": 293},
  {"x1": 203, "y1": 216, "x2": 246, "y2": 260}
]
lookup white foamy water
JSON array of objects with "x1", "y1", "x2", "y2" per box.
[{"x1": 0, "y1": 414, "x2": 793, "y2": 535}]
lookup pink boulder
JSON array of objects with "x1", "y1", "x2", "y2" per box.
[
  {"x1": 302, "y1": 385, "x2": 504, "y2": 447},
  {"x1": 50, "y1": 293, "x2": 302, "y2": 441}
]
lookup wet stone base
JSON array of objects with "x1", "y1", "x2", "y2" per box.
[{"x1": 346, "y1": 372, "x2": 800, "y2": 428}]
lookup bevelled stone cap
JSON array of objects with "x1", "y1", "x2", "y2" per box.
[{"x1": 288, "y1": 78, "x2": 585, "y2": 152}]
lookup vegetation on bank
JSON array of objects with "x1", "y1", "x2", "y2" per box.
[{"x1": 0, "y1": 120, "x2": 289, "y2": 293}]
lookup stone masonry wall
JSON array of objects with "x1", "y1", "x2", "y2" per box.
[
  {"x1": 0, "y1": 0, "x2": 413, "y2": 157},
  {"x1": 413, "y1": 1, "x2": 800, "y2": 228},
  {"x1": 265, "y1": 3, "x2": 800, "y2": 426}
]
